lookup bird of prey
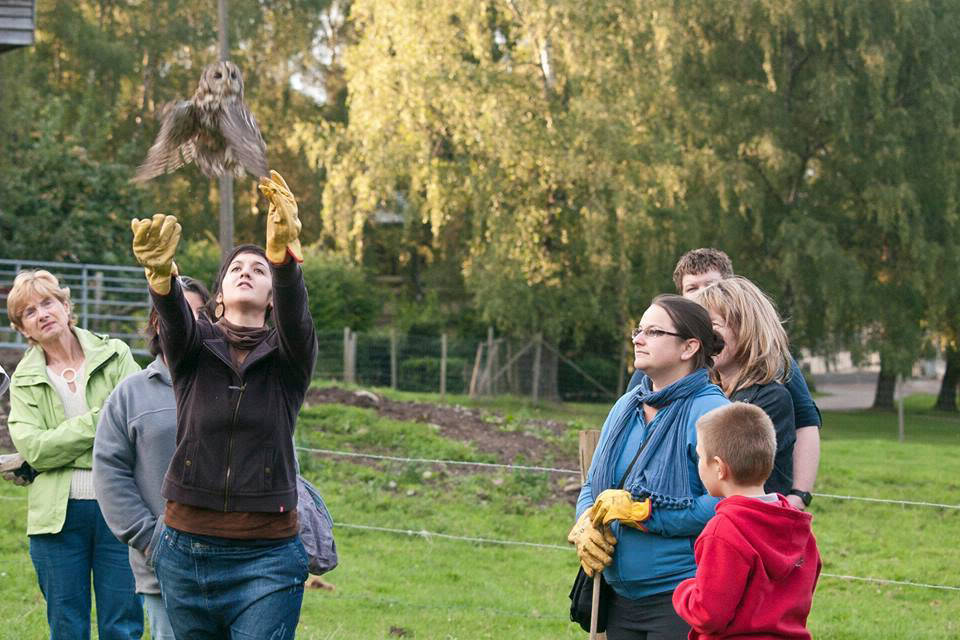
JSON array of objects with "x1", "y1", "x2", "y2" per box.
[{"x1": 132, "y1": 61, "x2": 268, "y2": 183}]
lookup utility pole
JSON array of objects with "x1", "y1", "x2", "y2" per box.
[{"x1": 217, "y1": 0, "x2": 234, "y2": 259}]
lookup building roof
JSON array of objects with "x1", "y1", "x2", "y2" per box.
[{"x1": 0, "y1": 0, "x2": 35, "y2": 54}]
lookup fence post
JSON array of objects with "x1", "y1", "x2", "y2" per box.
[
  {"x1": 484, "y1": 327, "x2": 494, "y2": 395},
  {"x1": 897, "y1": 373, "x2": 905, "y2": 443},
  {"x1": 531, "y1": 332, "x2": 543, "y2": 404},
  {"x1": 440, "y1": 332, "x2": 448, "y2": 398},
  {"x1": 81, "y1": 266, "x2": 90, "y2": 329},
  {"x1": 343, "y1": 327, "x2": 355, "y2": 384},
  {"x1": 390, "y1": 328, "x2": 398, "y2": 389},
  {"x1": 469, "y1": 343, "x2": 483, "y2": 398},
  {"x1": 578, "y1": 430, "x2": 606, "y2": 640}
]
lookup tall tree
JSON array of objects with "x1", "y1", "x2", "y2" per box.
[{"x1": 648, "y1": 0, "x2": 960, "y2": 408}]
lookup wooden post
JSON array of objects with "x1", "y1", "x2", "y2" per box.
[
  {"x1": 349, "y1": 330, "x2": 357, "y2": 384},
  {"x1": 390, "y1": 328, "x2": 398, "y2": 389},
  {"x1": 578, "y1": 430, "x2": 605, "y2": 640},
  {"x1": 484, "y1": 327, "x2": 494, "y2": 395},
  {"x1": 897, "y1": 373, "x2": 905, "y2": 442},
  {"x1": 343, "y1": 327, "x2": 355, "y2": 384},
  {"x1": 469, "y1": 343, "x2": 483, "y2": 398},
  {"x1": 531, "y1": 332, "x2": 543, "y2": 404},
  {"x1": 440, "y1": 332, "x2": 448, "y2": 398}
]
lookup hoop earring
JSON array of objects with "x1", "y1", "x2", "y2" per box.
[{"x1": 215, "y1": 302, "x2": 224, "y2": 319}]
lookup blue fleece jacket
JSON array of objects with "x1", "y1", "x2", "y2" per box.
[{"x1": 577, "y1": 386, "x2": 728, "y2": 599}]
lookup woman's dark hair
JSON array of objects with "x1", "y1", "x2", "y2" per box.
[
  {"x1": 207, "y1": 244, "x2": 273, "y2": 322},
  {"x1": 146, "y1": 276, "x2": 211, "y2": 357},
  {"x1": 652, "y1": 294, "x2": 724, "y2": 370}
]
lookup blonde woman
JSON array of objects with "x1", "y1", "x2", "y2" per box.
[
  {"x1": 692, "y1": 276, "x2": 797, "y2": 495},
  {"x1": 6, "y1": 270, "x2": 142, "y2": 639}
]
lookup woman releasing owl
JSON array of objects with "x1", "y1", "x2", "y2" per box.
[{"x1": 133, "y1": 61, "x2": 268, "y2": 183}]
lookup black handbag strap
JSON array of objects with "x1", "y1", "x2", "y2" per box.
[{"x1": 616, "y1": 421, "x2": 654, "y2": 490}]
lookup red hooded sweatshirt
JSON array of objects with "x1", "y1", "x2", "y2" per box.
[{"x1": 672, "y1": 494, "x2": 821, "y2": 639}]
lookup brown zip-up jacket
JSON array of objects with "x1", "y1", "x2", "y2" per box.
[{"x1": 151, "y1": 260, "x2": 316, "y2": 513}]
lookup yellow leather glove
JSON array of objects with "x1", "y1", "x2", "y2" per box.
[
  {"x1": 590, "y1": 489, "x2": 653, "y2": 531},
  {"x1": 567, "y1": 510, "x2": 617, "y2": 577},
  {"x1": 131, "y1": 214, "x2": 181, "y2": 295},
  {"x1": 258, "y1": 170, "x2": 303, "y2": 264}
]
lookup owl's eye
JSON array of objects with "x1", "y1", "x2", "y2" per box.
[
  {"x1": 231, "y1": 72, "x2": 237, "y2": 79},
  {"x1": 213, "y1": 72, "x2": 223, "y2": 79}
]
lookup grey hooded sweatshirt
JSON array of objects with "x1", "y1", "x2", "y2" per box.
[
  {"x1": 93, "y1": 356, "x2": 175, "y2": 594},
  {"x1": 0, "y1": 364, "x2": 9, "y2": 397}
]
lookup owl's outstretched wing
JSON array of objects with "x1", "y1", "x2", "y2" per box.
[
  {"x1": 221, "y1": 100, "x2": 268, "y2": 179},
  {"x1": 132, "y1": 101, "x2": 200, "y2": 183}
]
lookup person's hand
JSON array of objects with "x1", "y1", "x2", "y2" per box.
[
  {"x1": 591, "y1": 489, "x2": 653, "y2": 531},
  {"x1": 2, "y1": 471, "x2": 30, "y2": 486},
  {"x1": 131, "y1": 214, "x2": 182, "y2": 295},
  {"x1": 258, "y1": 170, "x2": 303, "y2": 264},
  {"x1": 567, "y1": 510, "x2": 617, "y2": 577}
]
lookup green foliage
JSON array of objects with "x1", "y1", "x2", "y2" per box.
[
  {"x1": 174, "y1": 237, "x2": 222, "y2": 290},
  {"x1": 0, "y1": 95, "x2": 150, "y2": 264},
  {"x1": 300, "y1": 248, "x2": 381, "y2": 333},
  {"x1": 398, "y1": 356, "x2": 468, "y2": 393}
]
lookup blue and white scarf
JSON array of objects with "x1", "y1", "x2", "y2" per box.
[{"x1": 590, "y1": 368, "x2": 716, "y2": 510}]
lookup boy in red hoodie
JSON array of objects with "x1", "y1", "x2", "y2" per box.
[{"x1": 673, "y1": 403, "x2": 821, "y2": 639}]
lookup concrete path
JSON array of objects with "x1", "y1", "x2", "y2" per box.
[{"x1": 813, "y1": 373, "x2": 941, "y2": 411}]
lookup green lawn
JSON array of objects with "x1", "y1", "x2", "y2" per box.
[{"x1": 1, "y1": 390, "x2": 958, "y2": 638}]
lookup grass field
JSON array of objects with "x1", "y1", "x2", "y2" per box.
[{"x1": 1, "y1": 387, "x2": 958, "y2": 639}]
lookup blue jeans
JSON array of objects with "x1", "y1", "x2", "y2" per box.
[
  {"x1": 154, "y1": 526, "x2": 309, "y2": 639},
  {"x1": 29, "y1": 499, "x2": 144, "y2": 640},
  {"x1": 143, "y1": 594, "x2": 176, "y2": 640}
]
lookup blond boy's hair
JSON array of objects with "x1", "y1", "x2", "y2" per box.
[
  {"x1": 7, "y1": 270, "x2": 76, "y2": 344},
  {"x1": 697, "y1": 402, "x2": 775, "y2": 485}
]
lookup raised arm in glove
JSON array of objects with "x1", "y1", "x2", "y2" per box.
[
  {"x1": 131, "y1": 214, "x2": 182, "y2": 295},
  {"x1": 258, "y1": 170, "x2": 303, "y2": 264}
]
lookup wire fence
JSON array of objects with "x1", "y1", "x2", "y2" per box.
[{"x1": 0, "y1": 258, "x2": 151, "y2": 356}]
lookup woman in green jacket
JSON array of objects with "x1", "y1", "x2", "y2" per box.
[{"x1": 6, "y1": 269, "x2": 143, "y2": 640}]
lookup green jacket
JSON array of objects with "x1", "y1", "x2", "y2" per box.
[{"x1": 8, "y1": 328, "x2": 140, "y2": 535}]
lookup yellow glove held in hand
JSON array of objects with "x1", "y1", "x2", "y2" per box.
[
  {"x1": 567, "y1": 510, "x2": 617, "y2": 577},
  {"x1": 590, "y1": 489, "x2": 653, "y2": 531},
  {"x1": 258, "y1": 170, "x2": 303, "y2": 264},
  {"x1": 131, "y1": 214, "x2": 182, "y2": 295}
]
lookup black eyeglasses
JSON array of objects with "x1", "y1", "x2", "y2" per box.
[{"x1": 631, "y1": 326, "x2": 683, "y2": 340}]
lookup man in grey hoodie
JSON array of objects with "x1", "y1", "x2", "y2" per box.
[{"x1": 93, "y1": 277, "x2": 210, "y2": 640}]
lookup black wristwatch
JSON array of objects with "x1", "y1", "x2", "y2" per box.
[{"x1": 788, "y1": 489, "x2": 813, "y2": 507}]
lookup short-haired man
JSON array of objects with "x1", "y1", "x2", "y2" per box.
[{"x1": 628, "y1": 248, "x2": 821, "y2": 511}]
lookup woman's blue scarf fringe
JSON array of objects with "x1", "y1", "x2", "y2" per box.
[{"x1": 590, "y1": 368, "x2": 714, "y2": 510}]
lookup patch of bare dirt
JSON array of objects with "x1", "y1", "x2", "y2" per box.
[{"x1": 304, "y1": 387, "x2": 582, "y2": 496}]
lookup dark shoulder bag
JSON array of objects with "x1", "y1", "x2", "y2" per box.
[{"x1": 568, "y1": 433, "x2": 652, "y2": 632}]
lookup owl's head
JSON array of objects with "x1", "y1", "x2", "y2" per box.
[{"x1": 199, "y1": 61, "x2": 244, "y2": 100}]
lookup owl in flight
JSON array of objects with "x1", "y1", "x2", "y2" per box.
[{"x1": 132, "y1": 61, "x2": 268, "y2": 183}]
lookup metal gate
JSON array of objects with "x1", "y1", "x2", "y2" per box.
[{"x1": 0, "y1": 259, "x2": 151, "y2": 355}]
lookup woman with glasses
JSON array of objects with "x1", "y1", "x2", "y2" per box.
[
  {"x1": 5, "y1": 269, "x2": 143, "y2": 640},
  {"x1": 692, "y1": 277, "x2": 797, "y2": 496},
  {"x1": 569, "y1": 294, "x2": 729, "y2": 639}
]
